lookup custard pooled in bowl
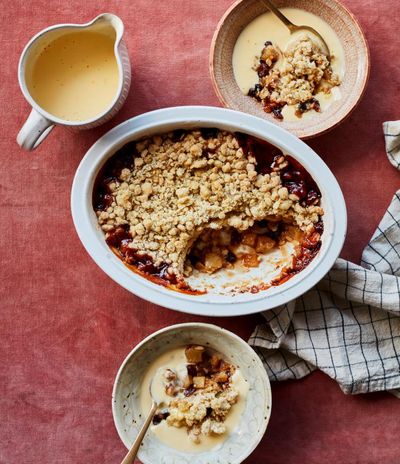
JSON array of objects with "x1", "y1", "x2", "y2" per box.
[{"x1": 93, "y1": 129, "x2": 324, "y2": 293}]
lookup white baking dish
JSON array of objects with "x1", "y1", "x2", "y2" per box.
[{"x1": 71, "y1": 106, "x2": 346, "y2": 316}]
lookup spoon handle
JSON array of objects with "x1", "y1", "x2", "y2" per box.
[
  {"x1": 121, "y1": 402, "x2": 158, "y2": 464},
  {"x1": 260, "y1": 0, "x2": 295, "y2": 30}
]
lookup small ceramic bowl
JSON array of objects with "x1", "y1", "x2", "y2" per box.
[
  {"x1": 210, "y1": 0, "x2": 370, "y2": 139},
  {"x1": 112, "y1": 323, "x2": 272, "y2": 464}
]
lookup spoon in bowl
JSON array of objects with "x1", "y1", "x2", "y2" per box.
[
  {"x1": 260, "y1": 0, "x2": 331, "y2": 58},
  {"x1": 120, "y1": 376, "x2": 159, "y2": 464}
]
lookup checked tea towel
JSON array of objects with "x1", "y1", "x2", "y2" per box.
[{"x1": 249, "y1": 121, "x2": 400, "y2": 397}]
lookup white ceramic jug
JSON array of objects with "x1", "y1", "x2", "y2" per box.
[{"x1": 17, "y1": 13, "x2": 131, "y2": 150}]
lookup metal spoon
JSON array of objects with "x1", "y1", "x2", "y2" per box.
[
  {"x1": 260, "y1": 0, "x2": 331, "y2": 58},
  {"x1": 120, "y1": 377, "x2": 159, "y2": 464}
]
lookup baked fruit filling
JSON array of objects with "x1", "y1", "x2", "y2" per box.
[
  {"x1": 93, "y1": 128, "x2": 323, "y2": 293},
  {"x1": 186, "y1": 220, "x2": 322, "y2": 285}
]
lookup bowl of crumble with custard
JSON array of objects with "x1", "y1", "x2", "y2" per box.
[
  {"x1": 112, "y1": 323, "x2": 272, "y2": 464},
  {"x1": 210, "y1": 0, "x2": 370, "y2": 138},
  {"x1": 71, "y1": 106, "x2": 346, "y2": 316}
]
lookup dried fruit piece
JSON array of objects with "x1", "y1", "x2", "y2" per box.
[
  {"x1": 187, "y1": 364, "x2": 197, "y2": 377},
  {"x1": 204, "y1": 252, "x2": 224, "y2": 273},
  {"x1": 183, "y1": 386, "x2": 196, "y2": 397},
  {"x1": 214, "y1": 372, "x2": 228, "y2": 383},
  {"x1": 242, "y1": 253, "x2": 260, "y2": 268},
  {"x1": 152, "y1": 410, "x2": 170, "y2": 425},
  {"x1": 185, "y1": 345, "x2": 205, "y2": 363},
  {"x1": 255, "y1": 235, "x2": 276, "y2": 253},
  {"x1": 193, "y1": 376, "x2": 206, "y2": 389},
  {"x1": 241, "y1": 232, "x2": 257, "y2": 247},
  {"x1": 210, "y1": 354, "x2": 222, "y2": 370}
]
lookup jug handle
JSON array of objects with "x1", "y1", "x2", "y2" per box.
[{"x1": 17, "y1": 109, "x2": 55, "y2": 151}]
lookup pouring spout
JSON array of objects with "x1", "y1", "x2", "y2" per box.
[{"x1": 89, "y1": 13, "x2": 124, "y2": 43}]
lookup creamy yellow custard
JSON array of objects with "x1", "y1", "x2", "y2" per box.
[
  {"x1": 140, "y1": 347, "x2": 249, "y2": 453},
  {"x1": 27, "y1": 30, "x2": 119, "y2": 121},
  {"x1": 233, "y1": 8, "x2": 345, "y2": 121}
]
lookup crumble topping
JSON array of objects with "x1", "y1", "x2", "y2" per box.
[
  {"x1": 152, "y1": 345, "x2": 241, "y2": 444},
  {"x1": 248, "y1": 35, "x2": 341, "y2": 119},
  {"x1": 167, "y1": 388, "x2": 238, "y2": 442},
  {"x1": 95, "y1": 129, "x2": 323, "y2": 277}
]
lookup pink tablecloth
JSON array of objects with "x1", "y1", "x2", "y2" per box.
[{"x1": 1, "y1": 1, "x2": 400, "y2": 462}]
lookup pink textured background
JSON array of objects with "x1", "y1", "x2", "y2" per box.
[{"x1": 1, "y1": 1, "x2": 400, "y2": 463}]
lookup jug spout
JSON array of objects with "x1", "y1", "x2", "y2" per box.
[{"x1": 88, "y1": 13, "x2": 124, "y2": 43}]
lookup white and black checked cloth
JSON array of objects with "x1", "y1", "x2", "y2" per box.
[{"x1": 249, "y1": 121, "x2": 400, "y2": 397}]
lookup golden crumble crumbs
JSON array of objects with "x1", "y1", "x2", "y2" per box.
[
  {"x1": 248, "y1": 35, "x2": 341, "y2": 119},
  {"x1": 151, "y1": 346, "x2": 241, "y2": 444},
  {"x1": 94, "y1": 129, "x2": 323, "y2": 279}
]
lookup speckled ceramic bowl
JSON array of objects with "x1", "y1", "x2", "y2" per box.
[
  {"x1": 112, "y1": 323, "x2": 272, "y2": 464},
  {"x1": 210, "y1": 0, "x2": 370, "y2": 139}
]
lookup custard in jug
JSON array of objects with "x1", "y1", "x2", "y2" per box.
[{"x1": 26, "y1": 30, "x2": 119, "y2": 122}]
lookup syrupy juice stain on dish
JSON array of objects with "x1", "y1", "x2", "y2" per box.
[{"x1": 93, "y1": 129, "x2": 323, "y2": 294}]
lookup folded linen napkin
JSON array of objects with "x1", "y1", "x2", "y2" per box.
[{"x1": 249, "y1": 121, "x2": 400, "y2": 397}]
